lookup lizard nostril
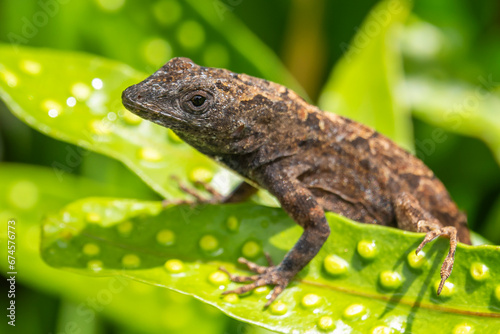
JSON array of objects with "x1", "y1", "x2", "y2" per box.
[{"x1": 137, "y1": 94, "x2": 142, "y2": 99}]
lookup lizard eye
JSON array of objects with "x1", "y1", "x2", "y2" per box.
[{"x1": 181, "y1": 90, "x2": 213, "y2": 114}]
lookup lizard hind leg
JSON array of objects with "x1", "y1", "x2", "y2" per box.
[{"x1": 394, "y1": 193, "x2": 459, "y2": 295}]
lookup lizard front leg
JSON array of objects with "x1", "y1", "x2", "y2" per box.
[
  {"x1": 221, "y1": 178, "x2": 330, "y2": 306},
  {"x1": 394, "y1": 192, "x2": 458, "y2": 294}
]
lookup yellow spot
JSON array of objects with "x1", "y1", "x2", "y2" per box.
[
  {"x1": 8, "y1": 180, "x2": 39, "y2": 210},
  {"x1": 71, "y1": 82, "x2": 91, "y2": 101},
  {"x1": 301, "y1": 293, "x2": 321, "y2": 308},
  {"x1": 82, "y1": 243, "x2": 100, "y2": 256},
  {"x1": 379, "y1": 271, "x2": 402, "y2": 290},
  {"x1": 122, "y1": 254, "x2": 140, "y2": 268},
  {"x1": 142, "y1": 37, "x2": 172, "y2": 67},
  {"x1": 0, "y1": 69, "x2": 18, "y2": 87},
  {"x1": 226, "y1": 216, "x2": 239, "y2": 232},
  {"x1": 241, "y1": 240, "x2": 261, "y2": 259},
  {"x1": 164, "y1": 259, "x2": 184, "y2": 273},
  {"x1": 168, "y1": 129, "x2": 183, "y2": 143},
  {"x1": 343, "y1": 303, "x2": 366, "y2": 319},
  {"x1": 323, "y1": 254, "x2": 349, "y2": 276},
  {"x1": 20, "y1": 60, "x2": 42, "y2": 75},
  {"x1": 157, "y1": 229, "x2": 176, "y2": 246},
  {"x1": 208, "y1": 270, "x2": 229, "y2": 285},
  {"x1": 199, "y1": 235, "x2": 219, "y2": 251},
  {"x1": 407, "y1": 250, "x2": 426, "y2": 269},
  {"x1": 86, "y1": 212, "x2": 101, "y2": 223},
  {"x1": 435, "y1": 280, "x2": 455, "y2": 297},
  {"x1": 453, "y1": 323, "x2": 473, "y2": 334},
  {"x1": 318, "y1": 316, "x2": 335, "y2": 331},
  {"x1": 117, "y1": 221, "x2": 133, "y2": 236},
  {"x1": 189, "y1": 167, "x2": 213, "y2": 184},
  {"x1": 223, "y1": 293, "x2": 239, "y2": 303},
  {"x1": 139, "y1": 147, "x2": 163, "y2": 162},
  {"x1": 470, "y1": 262, "x2": 490, "y2": 281},
  {"x1": 42, "y1": 100, "x2": 63, "y2": 118},
  {"x1": 95, "y1": 0, "x2": 125, "y2": 12},
  {"x1": 495, "y1": 285, "x2": 500, "y2": 302},
  {"x1": 269, "y1": 300, "x2": 287, "y2": 315},
  {"x1": 122, "y1": 110, "x2": 142, "y2": 125},
  {"x1": 153, "y1": 0, "x2": 182, "y2": 26},
  {"x1": 203, "y1": 44, "x2": 229, "y2": 68},
  {"x1": 357, "y1": 240, "x2": 377, "y2": 259},
  {"x1": 177, "y1": 20, "x2": 205, "y2": 49},
  {"x1": 253, "y1": 286, "x2": 270, "y2": 295},
  {"x1": 88, "y1": 260, "x2": 103, "y2": 272},
  {"x1": 372, "y1": 326, "x2": 393, "y2": 334}
]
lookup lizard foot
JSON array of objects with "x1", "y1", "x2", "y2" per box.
[
  {"x1": 219, "y1": 256, "x2": 292, "y2": 307},
  {"x1": 416, "y1": 224, "x2": 458, "y2": 295},
  {"x1": 162, "y1": 176, "x2": 223, "y2": 207}
]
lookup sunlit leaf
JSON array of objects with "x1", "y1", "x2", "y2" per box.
[
  {"x1": 41, "y1": 198, "x2": 500, "y2": 334},
  {"x1": 0, "y1": 163, "x2": 228, "y2": 334},
  {"x1": 318, "y1": 0, "x2": 414, "y2": 151}
]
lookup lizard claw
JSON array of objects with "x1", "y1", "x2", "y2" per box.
[{"x1": 221, "y1": 257, "x2": 292, "y2": 307}]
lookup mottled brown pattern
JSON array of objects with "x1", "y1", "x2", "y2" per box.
[{"x1": 122, "y1": 57, "x2": 470, "y2": 305}]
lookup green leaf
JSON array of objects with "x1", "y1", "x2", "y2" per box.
[
  {"x1": 0, "y1": 44, "x2": 232, "y2": 199},
  {"x1": 41, "y1": 198, "x2": 500, "y2": 334},
  {"x1": 406, "y1": 76, "x2": 500, "y2": 166},
  {"x1": 0, "y1": 163, "x2": 228, "y2": 334},
  {"x1": 318, "y1": 0, "x2": 414, "y2": 151}
]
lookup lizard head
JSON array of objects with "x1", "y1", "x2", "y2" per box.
[{"x1": 122, "y1": 57, "x2": 304, "y2": 155}]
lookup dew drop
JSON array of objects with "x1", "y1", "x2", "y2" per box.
[
  {"x1": 470, "y1": 262, "x2": 490, "y2": 281},
  {"x1": 82, "y1": 243, "x2": 100, "y2": 256},
  {"x1": 48, "y1": 109, "x2": 59, "y2": 118},
  {"x1": 71, "y1": 82, "x2": 91, "y2": 101},
  {"x1": 407, "y1": 250, "x2": 426, "y2": 269},
  {"x1": 189, "y1": 167, "x2": 213, "y2": 184},
  {"x1": 357, "y1": 240, "x2": 377, "y2": 259},
  {"x1": 157, "y1": 229, "x2": 176, "y2": 246},
  {"x1": 153, "y1": 0, "x2": 182, "y2": 26},
  {"x1": 66, "y1": 96, "x2": 77, "y2": 107},
  {"x1": 139, "y1": 147, "x2": 163, "y2": 162},
  {"x1": 199, "y1": 234, "x2": 219, "y2": 252},
  {"x1": 208, "y1": 270, "x2": 229, "y2": 286},
  {"x1": 122, "y1": 254, "x2": 140, "y2": 268},
  {"x1": 343, "y1": 303, "x2": 366, "y2": 319},
  {"x1": 223, "y1": 293, "x2": 239, "y2": 303},
  {"x1": 301, "y1": 293, "x2": 321, "y2": 308},
  {"x1": 87, "y1": 260, "x2": 103, "y2": 272},
  {"x1": 107, "y1": 112, "x2": 117, "y2": 121},
  {"x1": 8, "y1": 180, "x2": 39, "y2": 210},
  {"x1": 177, "y1": 20, "x2": 205, "y2": 49},
  {"x1": 20, "y1": 59, "x2": 42, "y2": 75},
  {"x1": 226, "y1": 216, "x2": 239, "y2": 232},
  {"x1": 86, "y1": 212, "x2": 101, "y2": 223},
  {"x1": 164, "y1": 259, "x2": 184, "y2": 273},
  {"x1": 92, "y1": 78, "x2": 103, "y2": 90},
  {"x1": 323, "y1": 254, "x2": 349, "y2": 276},
  {"x1": 318, "y1": 316, "x2": 335, "y2": 331},
  {"x1": 269, "y1": 300, "x2": 287, "y2": 315},
  {"x1": 241, "y1": 240, "x2": 261, "y2": 259},
  {"x1": 453, "y1": 323, "x2": 473, "y2": 334},
  {"x1": 43, "y1": 100, "x2": 62, "y2": 118},
  {"x1": 379, "y1": 271, "x2": 402, "y2": 290}
]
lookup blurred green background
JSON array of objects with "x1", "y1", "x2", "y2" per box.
[{"x1": 0, "y1": 0, "x2": 499, "y2": 333}]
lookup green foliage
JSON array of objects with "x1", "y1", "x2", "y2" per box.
[{"x1": 41, "y1": 198, "x2": 500, "y2": 333}]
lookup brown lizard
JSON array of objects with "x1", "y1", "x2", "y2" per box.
[{"x1": 122, "y1": 57, "x2": 471, "y2": 306}]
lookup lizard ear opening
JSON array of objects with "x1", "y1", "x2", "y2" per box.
[{"x1": 180, "y1": 90, "x2": 213, "y2": 115}]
